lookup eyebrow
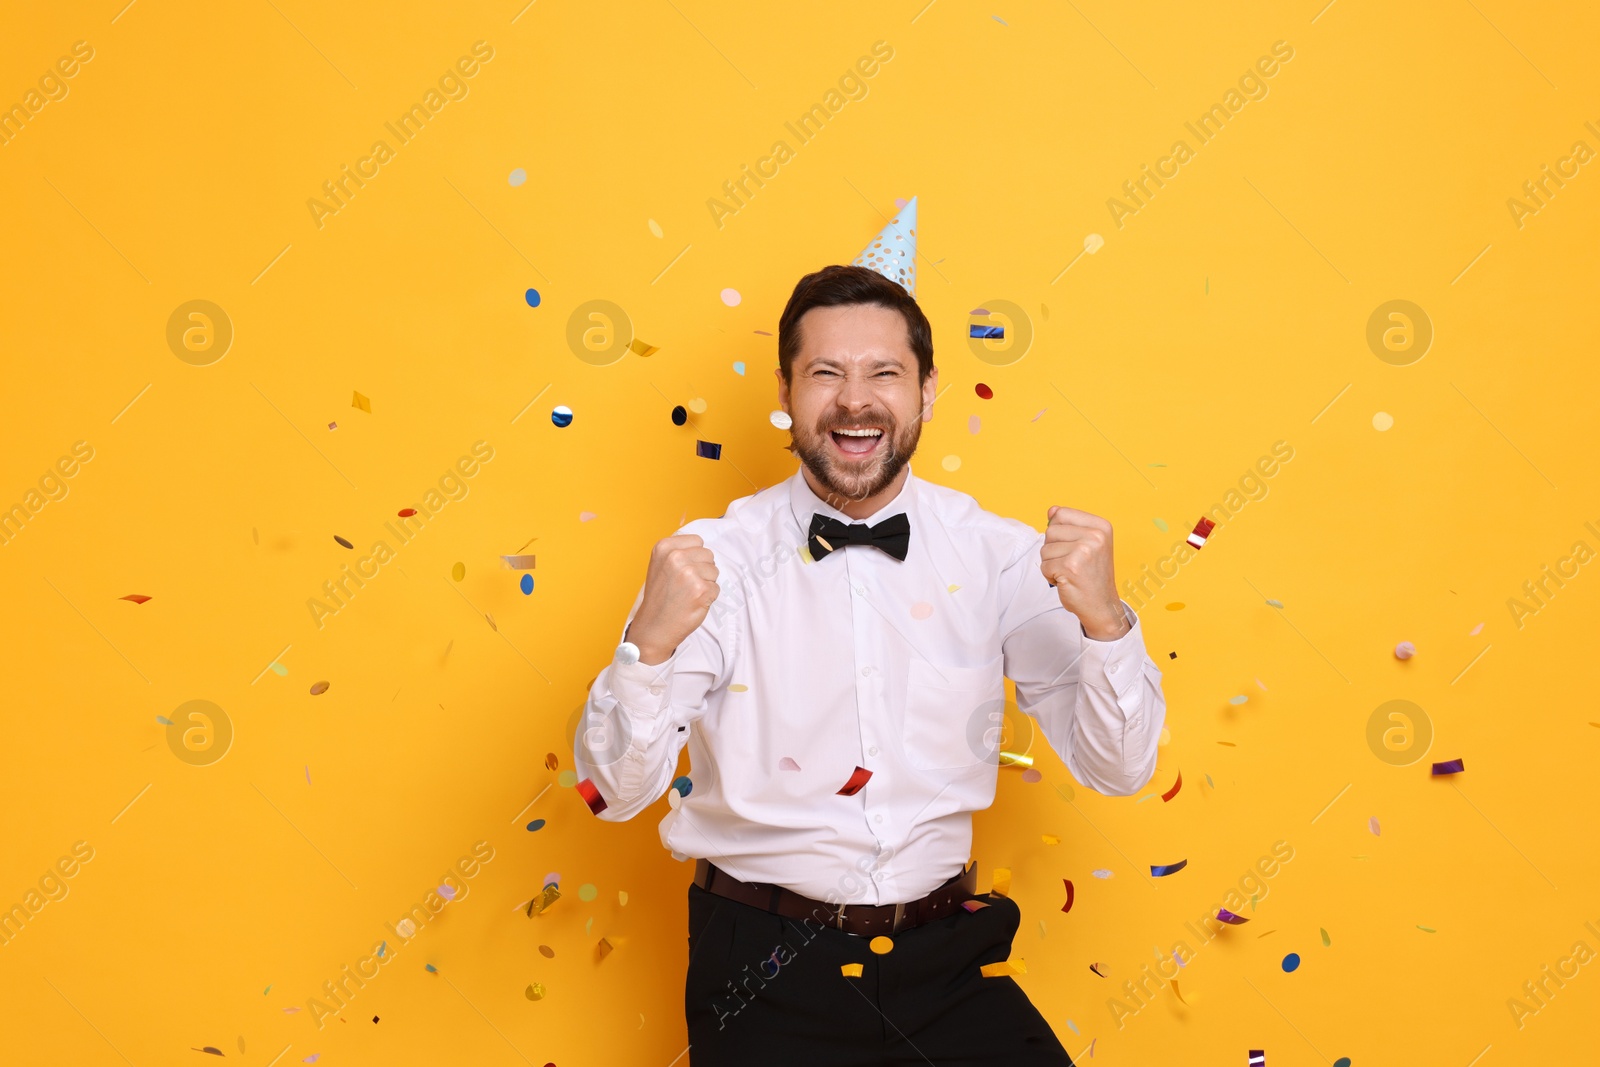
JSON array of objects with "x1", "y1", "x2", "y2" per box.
[{"x1": 804, "y1": 358, "x2": 905, "y2": 371}]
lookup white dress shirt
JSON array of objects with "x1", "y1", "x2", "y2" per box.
[{"x1": 573, "y1": 464, "x2": 1166, "y2": 905}]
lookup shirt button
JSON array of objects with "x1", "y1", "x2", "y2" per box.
[
  {"x1": 854, "y1": 584, "x2": 866, "y2": 597},
  {"x1": 1109, "y1": 664, "x2": 1119, "y2": 675},
  {"x1": 1128, "y1": 715, "x2": 1141, "y2": 728},
  {"x1": 874, "y1": 814, "x2": 883, "y2": 823},
  {"x1": 648, "y1": 685, "x2": 664, "y2": 695},
  {"x1": 860, "y1": 666, "x2": 872, "y2": 677},
  {"x1": 868, "y1": 746, "x2": 879, "y2": 756}
]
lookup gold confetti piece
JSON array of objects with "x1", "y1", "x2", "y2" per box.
[
  {"x1": 527, "y1": 884, "x2": 561, "y2": 917},
  {"x1": 1172, "y1": 979, "x2": 1189, "y2": 1004},
  {"x1": 451, "y1": 562, "x2": 465, "y2": 582},
  {"x1": 815, "y1": 534, "x2": 834, "y2": 552},
  {"x1": 841, "y1": 963, "x2": 864, "y2": 977},
  {"x1": 629, "y1": 338, "x2": 659, "y2": 357},
  {"x1": 869, "y1": 936, "x2": 894, "y2": 955},
  {"x1": 947, "y1": 583, "x2": 960, "y2": 592},
  {"x1": 728, "y1": 683, "x2": 749, "y2": 692},
  {"x1": 980, "y1": 961, "x2": 1020, "y2": 977},
  {"x1": 648, "y1": 219, "x2": 663, "y2": 238},
  {"x1": 501, "y1": 554, "x2": 537, "y2": 569},
  {"x1": 538, "y1": 945, "x2": 554, "y2": 958},
  {"x1": 545, "y1": 752, "x2": 559, "y2": 771},
  {"x1": 1041, "y1": 834, "x2": 1060, "y2": 845},
  {"x1": 992, "y1": 868, "x2": 1012, "y2": 897},
  {"x1": 687, "y1": 397, "x2": 708, "y2": 414},
  {"x1": 618, "y1": 890, "x2": 628, "y2": 906},
  {"x1": 524, "y1": 983, "x2": 546, "y2": 1000},
  {"x1": 999, "y1": 751, "x2": 1033, "y2": 768},
  {"x1": 352, "y1": 391, "x2": 371, "y2": 412},
  {"x1": 798, "y1": 544, "x2": 815, "y2": 564},
  {"x1": 597, "y1": 937, "x2": 615, "y2": 960},
  {"x1": 486, "y1": 613, "x2": 497, "y2": 631},
  {"x1": 1166, "y1": 602, "x2": 1185, "y2": 611},
  {"x1": 310, "y1": 681, "x2": 330, "y2": 696},
  {"x1": 1217, "y1": 741, "x2": 1236, "y2": 747}
]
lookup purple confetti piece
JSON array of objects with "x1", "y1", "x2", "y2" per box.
[
  {"x1": 1216, "y1": 909, "x2": 1249, "y2": 925},
  {"x1": 695, "y1": 440, "x2": 723, "y2": 460},
  {"x1": 1150, "y1": 859, "x2": 1188, "y2": 877},
  {"x1": 1369, "y1": 816, "x2": 1381, "y2": 835},
  {"x1": 1431, "y1": 758, "x2": 1465, "y2": 775},
  {"x1": 969, "y1": 325, "x2": 1004, "y2": 339}
]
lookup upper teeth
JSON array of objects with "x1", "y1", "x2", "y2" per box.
[{"x1": 836, "y1": 428, "x2": 882, "y2": 436}]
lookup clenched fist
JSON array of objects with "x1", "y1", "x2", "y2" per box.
[
  {"x1": 625, "y1": 534, "x2": 721, "y2": 665},
  {"x1": 1042, "y1": 505, "x2": 1129, "y2": 641}
]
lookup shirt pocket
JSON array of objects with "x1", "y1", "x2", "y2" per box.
[{"x1": 902, "y1": 653, "x2": 1006, "y2": 772}]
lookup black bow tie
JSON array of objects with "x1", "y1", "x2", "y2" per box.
[{"x1": 808, "y1": 511, "x2": 911, "y2": 562}]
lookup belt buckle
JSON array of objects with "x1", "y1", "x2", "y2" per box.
[{"x1": 833, "y1": 902, "x2": 848, "y2": 931}]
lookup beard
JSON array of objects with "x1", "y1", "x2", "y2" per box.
[{"x1": 790, "y1": 408, "x2": 923, "y2": 505}]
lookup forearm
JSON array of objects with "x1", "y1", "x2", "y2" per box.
[{"x1": 572, "y1": 655, "x2": 687, "y2": 821}]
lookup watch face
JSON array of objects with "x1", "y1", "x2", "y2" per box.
[{"x1": 615, "y1": 641, "x2": 640, "y2": 666}]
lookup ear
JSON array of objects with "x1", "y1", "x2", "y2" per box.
[
  {"x1": 774, "y1": 365, "x2": 789, "y2": 410},
  {"x1": 921, "y1": 364, "x2": 938, "y2": 421}
]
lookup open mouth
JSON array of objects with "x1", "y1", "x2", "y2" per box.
[{"x1": 829, "y1": 426, "x2": 885, "y2": 459}]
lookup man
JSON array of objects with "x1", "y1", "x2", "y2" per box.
[{"x1": 574, "y1": 263, "x2": 1167, "y2": 1065}]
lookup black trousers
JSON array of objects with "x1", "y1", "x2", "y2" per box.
[{"x1": 684, "y1": 880, "x2": 1075, "y2": 1066}]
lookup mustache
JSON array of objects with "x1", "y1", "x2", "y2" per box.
[{"x1": 818, "y1": 416, "x2": 895, "y2": 432}]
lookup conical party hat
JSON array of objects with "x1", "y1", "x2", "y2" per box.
[{"x1": 851, "y1": 196, "x2": 917, "y2": 296}]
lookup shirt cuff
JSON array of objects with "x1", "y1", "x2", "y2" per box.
[
  {"x1": 607, "y1": 649, "x2": 679, "y2": 718},
  {"x1": 1075, "y1": 601, "x2": 1145, "y2": 696}
]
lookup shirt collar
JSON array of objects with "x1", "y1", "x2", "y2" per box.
[{"x1": 788, "y1": 462, "x2": 917, "y2": 532}]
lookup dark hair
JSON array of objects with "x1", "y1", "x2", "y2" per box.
[{"x1": 777, "y1": 264, "x2": 933, "y2": 385}]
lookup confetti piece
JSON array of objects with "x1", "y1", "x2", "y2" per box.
[
  {"x1": 377, "y1": 941, "x2": 386, "y2": 957},
  {"x1": 1067, "y1": 1019, "x2": 1079, "y2": 1034},
  {"x1": 309, "y1": 681, "x2": 329, "y2": 696},
  {"x1": 1172, "y1": 978, "x2": 1187, "y2": 1004},
  {"x1": 526, "y1": 819, "x2": 546, "y2": 832},
  {"x1": 156, "y1": 715, "x2": 174, "y2": 725},
  {"x1": 1266, "y1": 599, "x2": 1284, "y2": 608},
  {"x1": 1151, "y1": 860, "x2": 1188, "y2": 877},
  {"x1": 992, "y1": 868, "x2": 1012, "y2": 896},
  {"x1": 1417, "y1": 924, "x2": 1437, "y2": 933},
  {"x1": 304, "y1": 1057, "x2": 321, "y2": 1064},
  {"x1": 1152, "y1": 518, "x2": 1168, "y2": 532},
  {"x1": 841, "y1": 963, "x2": 864, "y2": 977},
  {"x1": 671, "y1": 775, "x2": 693, "y2": 797},
  {"x1": 596, "y1": 935, "x2": 615, "y2": 960},
  {"x1": 969, "y1": 325, "x2": 1005, "y2": 339},
  {"x1": 1089, "y1": 962, "x2": 1107, "y2": 977},
  {"x1": 1020, "y1": 768, "x2": 1042, "y2": 782},
  {"x1": 1185, "y1": 516, "x2": 1215, "y2": 550},
  {"x1": 578, "y1": 883, "x2": 597, "y2": 902},
  {"x1": 1469, "y1": 622, "x2": 1484, "y2": 636},
  {"x1": 754, "y1": 329, "x2": 772, "y2": 336},
  {"x1": 1369, "y1": 816, "x2": 1381, "y2": 835},
  {"x1": 1373, "y1": 411, "x2": 1394, "y2": 431},
  {"x1": 120, "y1": 594, "x2": 152, "y2": 604},
  {"x1": 544, "y1": 871, "x2": 561, "y2": 888},
  {"x1": 979, "y1": 962, "x2": 1015, "y2": 977},
  {"x1": 1170, "y1": 651, "x2": 1178, "y2": 659},
  {"x1": 1217, "y1": 741, "x2": 1235, "y2": 746},
  {"x1": 1216, "y1": 909, "x2": 1249, "y2": 924},
  {"x1": 993, "y1": 14, "x2": 1007, "y2": 24},
  {"x1": 770, "y1": 410, "x2": 793, "y2": 430},
  {"x1": 194, "y1": 1048, "x2": 223, "y2": 1056},
  {"x1": 576, "y1": 777, "x2": 608, "y2": 814},
  {"x1": 527, "y1": 884, "x2": 561, "y2": 917},
  {"x1": 942, "y1": 454, "x2": 961, "y2": 471},
  {"x1": 438, "y1": 883, "x2": 457, "y2": 901},
  {"x1": 667, "y1": 404, "x2": 688, "y2": 427},
  {"x1": 304, "y1": 766, "x2": 311, "y2": 784},
  {"x1": 1161, "y1": 771, "x2": 1183, "y2": 801},
  {"x1": 334, "y1": 535, "x2": 353, "y2": 549},
  {"x1": 1041, "y1": 834, "x2": 1060, "y2": 845},
  {"x1": 1321, "y1": 928, "x2": 1331, "y2": 946},
  {"x1": 868, "y1": 935, "x2": 894, "y2": 954},
  {"x1": 720, "y1": 288, "x2": 742, "y2": 306},
  {"x1": 1431, "y1": 758, "x2": 1465, "y2": 775},
  {"x1": 508, "y1": 167, "x2": 526, "y2": 186},
  {"x1": 975, "y1": 383, "x2": 993, "y2": 399},
  {"x1": 733, "y1": 361, "x2": 746, "y2": 375},
  {"x1": 1084, "y1": 233, "x2": 1105, "y2": 253},
  {"x1": 1249, "y1": 1052, "x2": 1264, "y2": 1067},
  {"x1": 520, "y1": 574, "x2": 535, "y2": 595},
  {"x1": 1166, "y1": 602, "x2": 1185, "y2": 611},
  {"x1": 502, "y1": 554, "x2": 537, "y2": 569},
  {"x1": 1061, "y1": 879, "x2": 1074, "y2": 914},
  {"x1": 282, "y1": 1006, "x2": 298, "y2": 1013},
  {"x1": 579, "y1": 511, "x2": 597, "y2": 522},
  {"x1": 629, "y1": 338, "x2": 659, "y2": 357},
  {"x1": 968, "y1": 415, "x2": 981, "y2": 434},
  {"x1": 1395, "y1": 641, "x2": 1416, "y2": 660},
  {"x1": 1256, "y1": 677, "x2": 1268, "y2": 690},
  {"x1": 777, "y1": 756, "x2": 801, "y2": 771},
  {"x1": 1282, "y1": 952, "x2": 1301, "y2": 972},
  {"x1": 1032, "y1": 408, "x2": 1048, "y2": 421},
  {"x1": 960, "y1": 899, "x2": 991, "y2": 912},
  {"x1": 557, "y1": 769, "x2": 576, "y2": 787},
  {"x1": 452, "y1": 562, "x2": 465, "y2": 581},
  {"x1": 648, "y1": 218, "x2": 663, "y2": 237},
  {"x1": 252, "y1": 527, "x2": 259, "y2": 544},
  {"x1": 524, "y1": 288, "x2": 541, "y2": 308},
  {"x1": 836, "y1": 766, "x2": 872, "y2": 796},
  {"x1": 327, "y1": 422, "x2": 336, "y2": 430},
  {"x1": 352, "y1": 391, "x2": 370, "y2": 412},
  {"x1": 485, "y1": 613, "x2": 497, "y2": 631},
  {"x1": 1230, "y1": 695, "x2": 1248, "y2": 705},
  {"x1": 551, "y1": 405, "x2": 574, "y2": 428},
  {"x1": 525, "y1": 983, "x2": 546, "y2": 1000},
  {"x1": 425, "y1": 963, "x2": 436, "y2": 972},
  {"x1": 696, "y1": 440, "x2": 723, "y2": 460},
  {"x1": 1334, "y1": 1059, "x2": 1352, "y2": 1067}
]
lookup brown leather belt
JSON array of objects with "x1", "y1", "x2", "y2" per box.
[{"x1": 692, "y1": 857, "x2": 979, "y2": 937}]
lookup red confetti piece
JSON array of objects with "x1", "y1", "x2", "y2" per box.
[
  {"x1": 1160, "y1": 770, "x2": 1183, "y2": 802},
  {"x1": 960, "y1": 899, "x2": 991, "y2": 912},
  {"x1": 120, "y1": 594, "x2": 152, "y2": 604},
  {"x1": 1089, "y1": 962, "x2": 1107, "y2": 977},
  {"x1": 975, "y1": 383, "x2": 993, "y2": 399},
  {"x1": 398, "y1": 508, "x2": 417, "y2": 517},
  {"x1": 1185, "y1": 517, "x2": 1215, "y2": 550},
  {"x1": 1061, "y1": 879, "x2": 1074, "y2": 914},
  {"x1": 576, "y1": 777, "x2": 608, "y2": 815},
  {"x1": 836, "y1": 766, "x2": 873, "y2": 796}
]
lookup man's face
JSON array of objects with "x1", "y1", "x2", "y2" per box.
[{"x1": 775, "y1": 303, "x2": 936, "y2": 504}]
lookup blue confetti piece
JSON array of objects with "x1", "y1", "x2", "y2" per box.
[
  {"x1": 1150, "y1": 859, "x2": 1188, "y2": 877},
  {"x1": 993, "y1": 14, "x2": 1008, "y2": 24},
  {"x1": 671, "y1": 775, "x2": 693, "y2": 797},
  {"x1": 733, "y1": 361, "x2": 746, "y2": 375},
  {"x1": 551, "y1": 405, "x2": 573, "y2": 428},
  {"x1": 520, "y1": 573, "x2": 535, "y2": 595},
  {"x1": 526, "y1": 818, "x2": 546, "y2": 831},
  {"x1": 1066, "y1": 1019, "x2": 1079, "y2": 1035},
  {"x1": 695, "y1": 440, "x2": 722, "y2": 460},
  {"x1": 524, "y1": 288, "x2": 541, "y2": 307},
  {"x1": 425, "y1": 964, "x2": 437, "y2": 973},
  {"x1": 969, "y1": 325, "x2": 1005, "y2": 339},
  {"x1": 1431, "y1": 757, "x2": 1465, "y2": 775},
  {"x1": 1282, "y1": 952, "x2": 1301, "y2": 972},
  {"x1": 377, "y1": 941, "x2": 387, "y2": 957},
  {"x1": 156, "y1": 715, "x2": 174, "y2": 725}
]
